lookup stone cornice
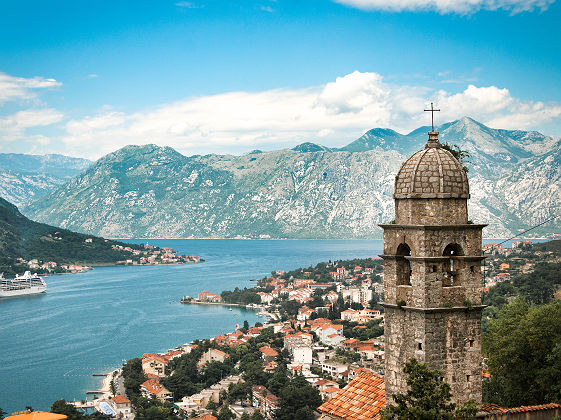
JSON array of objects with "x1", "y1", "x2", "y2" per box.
[
  {"x1": 381, "y1": 302, "x2": 486, "y2": 313},
  {"x1": 393, "y1": 193, "x2": 470, "y2": 199},
  {"x1": 405, "y1": 255, "x2": 486, "y2": 261},
  {"x1": 378, "y1": 224, "x2": 487, "y2": 230}
]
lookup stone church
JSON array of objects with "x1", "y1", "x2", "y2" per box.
[
  {"x1": 318, "y1": 128, "x2": 560, "y2": 419},
  {"x1": 380, "y1": 129, "x2": 485, "y2": 406}
]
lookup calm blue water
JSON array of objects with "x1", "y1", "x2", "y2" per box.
[{"x1": 0, "y1": 239, "x2": 384, "y2": 413}]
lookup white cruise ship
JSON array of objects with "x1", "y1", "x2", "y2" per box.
[{"x1": 0, "y1": 271, "x2": 47, "y2": 298}]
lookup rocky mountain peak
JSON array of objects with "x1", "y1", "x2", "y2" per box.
[
  {"x1": 14, "y1": 118, "x2": 561, "y2": 239},
  {"x1": 292, "y1": 142, "x2": 332, "y2": 153}
]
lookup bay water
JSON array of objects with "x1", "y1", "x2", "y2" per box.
[{"x1": 0, "y1": 239, "x2": 384, "y2": 413}]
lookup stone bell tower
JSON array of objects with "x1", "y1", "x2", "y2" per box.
[{"x1": 380, "y1": 129, "x2": 486, "y2": 406}]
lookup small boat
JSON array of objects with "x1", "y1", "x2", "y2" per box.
[
  {"x1": 0, "y1": 271, "x2": 47, "y2": 298},
  {"x1": 229, "y1": 308, "x2": 233, "y2": 311}
]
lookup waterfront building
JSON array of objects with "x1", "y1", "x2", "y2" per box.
[
  {"x1": 109, "y1": 395, "x2": 132, "y2": 416},
  {"x1": 197, "y1": 290, "x2": 222, "y2": 302},
  {"x1": 140, "y1": 378, "x2": 172, "y2": 402},
  {"x1": 141, "y1": 353, "x2": 169, "y2": 377}
]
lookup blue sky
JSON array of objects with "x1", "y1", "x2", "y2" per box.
[{"x1": 0, "y1": 0, "x2": 560, "y2": 159}]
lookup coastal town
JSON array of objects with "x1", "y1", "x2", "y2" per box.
[
  {"x1": 12, "y1": 240, "x2": 201, "y2": 275},
  {"x1": 50, "y1": 238, "x2": 560, "y2": 420}
]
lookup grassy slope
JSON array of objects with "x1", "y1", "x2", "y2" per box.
[{"x1": 0, "y1": 196, "x2": 145, "y2": 274}]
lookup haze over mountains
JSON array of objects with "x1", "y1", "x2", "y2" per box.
[
  {"x1": 0, "y1": 153, "x2": 91, "y2": 207},
  {"x1": 6, "y1": 117, "x2": 560, "y2": 239}
]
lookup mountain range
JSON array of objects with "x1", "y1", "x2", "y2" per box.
[
  {"x1": 8, "y1": 117, "x2": 561, "y2": 239},
  {"x1": 0, "y1": 153, "x2": 91, "y2": 207}
]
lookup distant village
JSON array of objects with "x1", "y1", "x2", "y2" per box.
[
  {"x1": 481, "y1": 240, "x2": 558, "y2": 290},
  {"x1": 112, "y1": 243, "x2": 201, "y2": 266},
  {"x1": 14, "y1": 239, "x2": 201, "y2": 275}
]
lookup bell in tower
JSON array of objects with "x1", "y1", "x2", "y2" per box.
[{"x1": 379, "y1": 121, "x2": 486, "y2": 406}]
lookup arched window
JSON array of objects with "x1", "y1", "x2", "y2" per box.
[
  {"x1": 396, "y1": 243, "x2": 412, "y2": 286},
  {"x1": 443, "y1": 243, "x2": 463, "y2": 286}
]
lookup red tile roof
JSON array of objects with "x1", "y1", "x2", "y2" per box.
[
  {"x1": 260, "y1": 346, "x2": 279, "y2": 357},
  {"x1": 6, "y1": 412, "x2": 68, "y2": 420},
  {"x1": 112, "y1": 395, "x2": 131, "y2": 404},
  {"x1": 141, "y1": 379, "x2": 168, "y2": 395},
  {"x1": 481, "y1": 402, "x2": 560, "y2": 415},
  {"x1": 318, "y1": 371, "x2": 385, "y2": 420},
  {"x1": 189, "y1": 415, "x2": 217, "y2": 420},
  {"x1": 142, "y1": 353, "x2": 169, "y2": 365},
  {"x1": 315, "y1": 379, "x2": 337, "y2": 386},
  {"x1": 210, "y1": 348, "x2": 230, "y2": 358}
]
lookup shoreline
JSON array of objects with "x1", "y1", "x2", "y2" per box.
[
  {"x1": 89, "y1": 368, "x2": 119, "y2": 400},
  {"x1": 180, "y1": 299, "x2": 264, "y2": 311},
  {"x1": 27, "y1": 260, "x2": 203, "y2": 277},
  {"x1": 109, "y1": 236, "x2": 556, "y2": 241}
]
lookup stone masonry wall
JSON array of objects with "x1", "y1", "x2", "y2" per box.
[
  {"x1": 384, "y1": 306, "x2": 482, "y2": 407},
  {"x1": 395, "y1": 198, "x2": 468, "y2": 225}
]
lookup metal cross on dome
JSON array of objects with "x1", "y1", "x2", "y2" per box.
[{"x1": 424, "y1": 102, "x2": 440, "y2": 131}]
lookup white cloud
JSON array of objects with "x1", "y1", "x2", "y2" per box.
[
  {"x1": 2, "y1": 70, "x2": 559, "y2": 158},
  {"x1": 0, "y1": 108, "x2": 64, "y2": 141},
  {"x1": 175, "y1": 1, "x2": 204, "y2": 8},
  {"x1": 55, "y1": 71, "x2": 561, "y2": 159},
  {"x1": 316, "y1": 71, "x2": 389, "y2": 114},
  {"x1": 333, "y1": 0, "x2": 555, "y2": 14},
  {"x1": 0, "y1": 72, "x2": 61, "y2": 105}
]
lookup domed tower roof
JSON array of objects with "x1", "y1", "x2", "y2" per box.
[{"x1": 394, "y1": 131, "x2": 469, "y2": 199}]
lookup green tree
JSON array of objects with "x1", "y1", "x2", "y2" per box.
[
  {"x1": 266, "y1": 367, "x2": 290, "y2": 396},
  {"x1": 275, "y1": 375, "x2": 322, "y2": 420},
  {"x1": 441, "y1": 143, "x2": 471, "y2": 172},
  {"x1": 135, "y1": 405, "x2": 177, "y2": 420},
  {"x1": 217, "y1": 404, "x2": 236, "y2": 420},
  {"x1": 381, "y1": 359, "x2": 477, "y2": 420},
  {"x1": 483, "y1": 299, "x2": 561, "y2": 406},
  {"x1": 51, "y1": 400, "x2": 84, "y2": 419},
  {"x1": 242, "y1": 413, "x2": 265, "y2": 420},
  {"x1": 121, "y1": 357, "x2": 146, "y2": 402},
  {"x1": 228, "y1": 381, "x2": 252, "y2": 404}
]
